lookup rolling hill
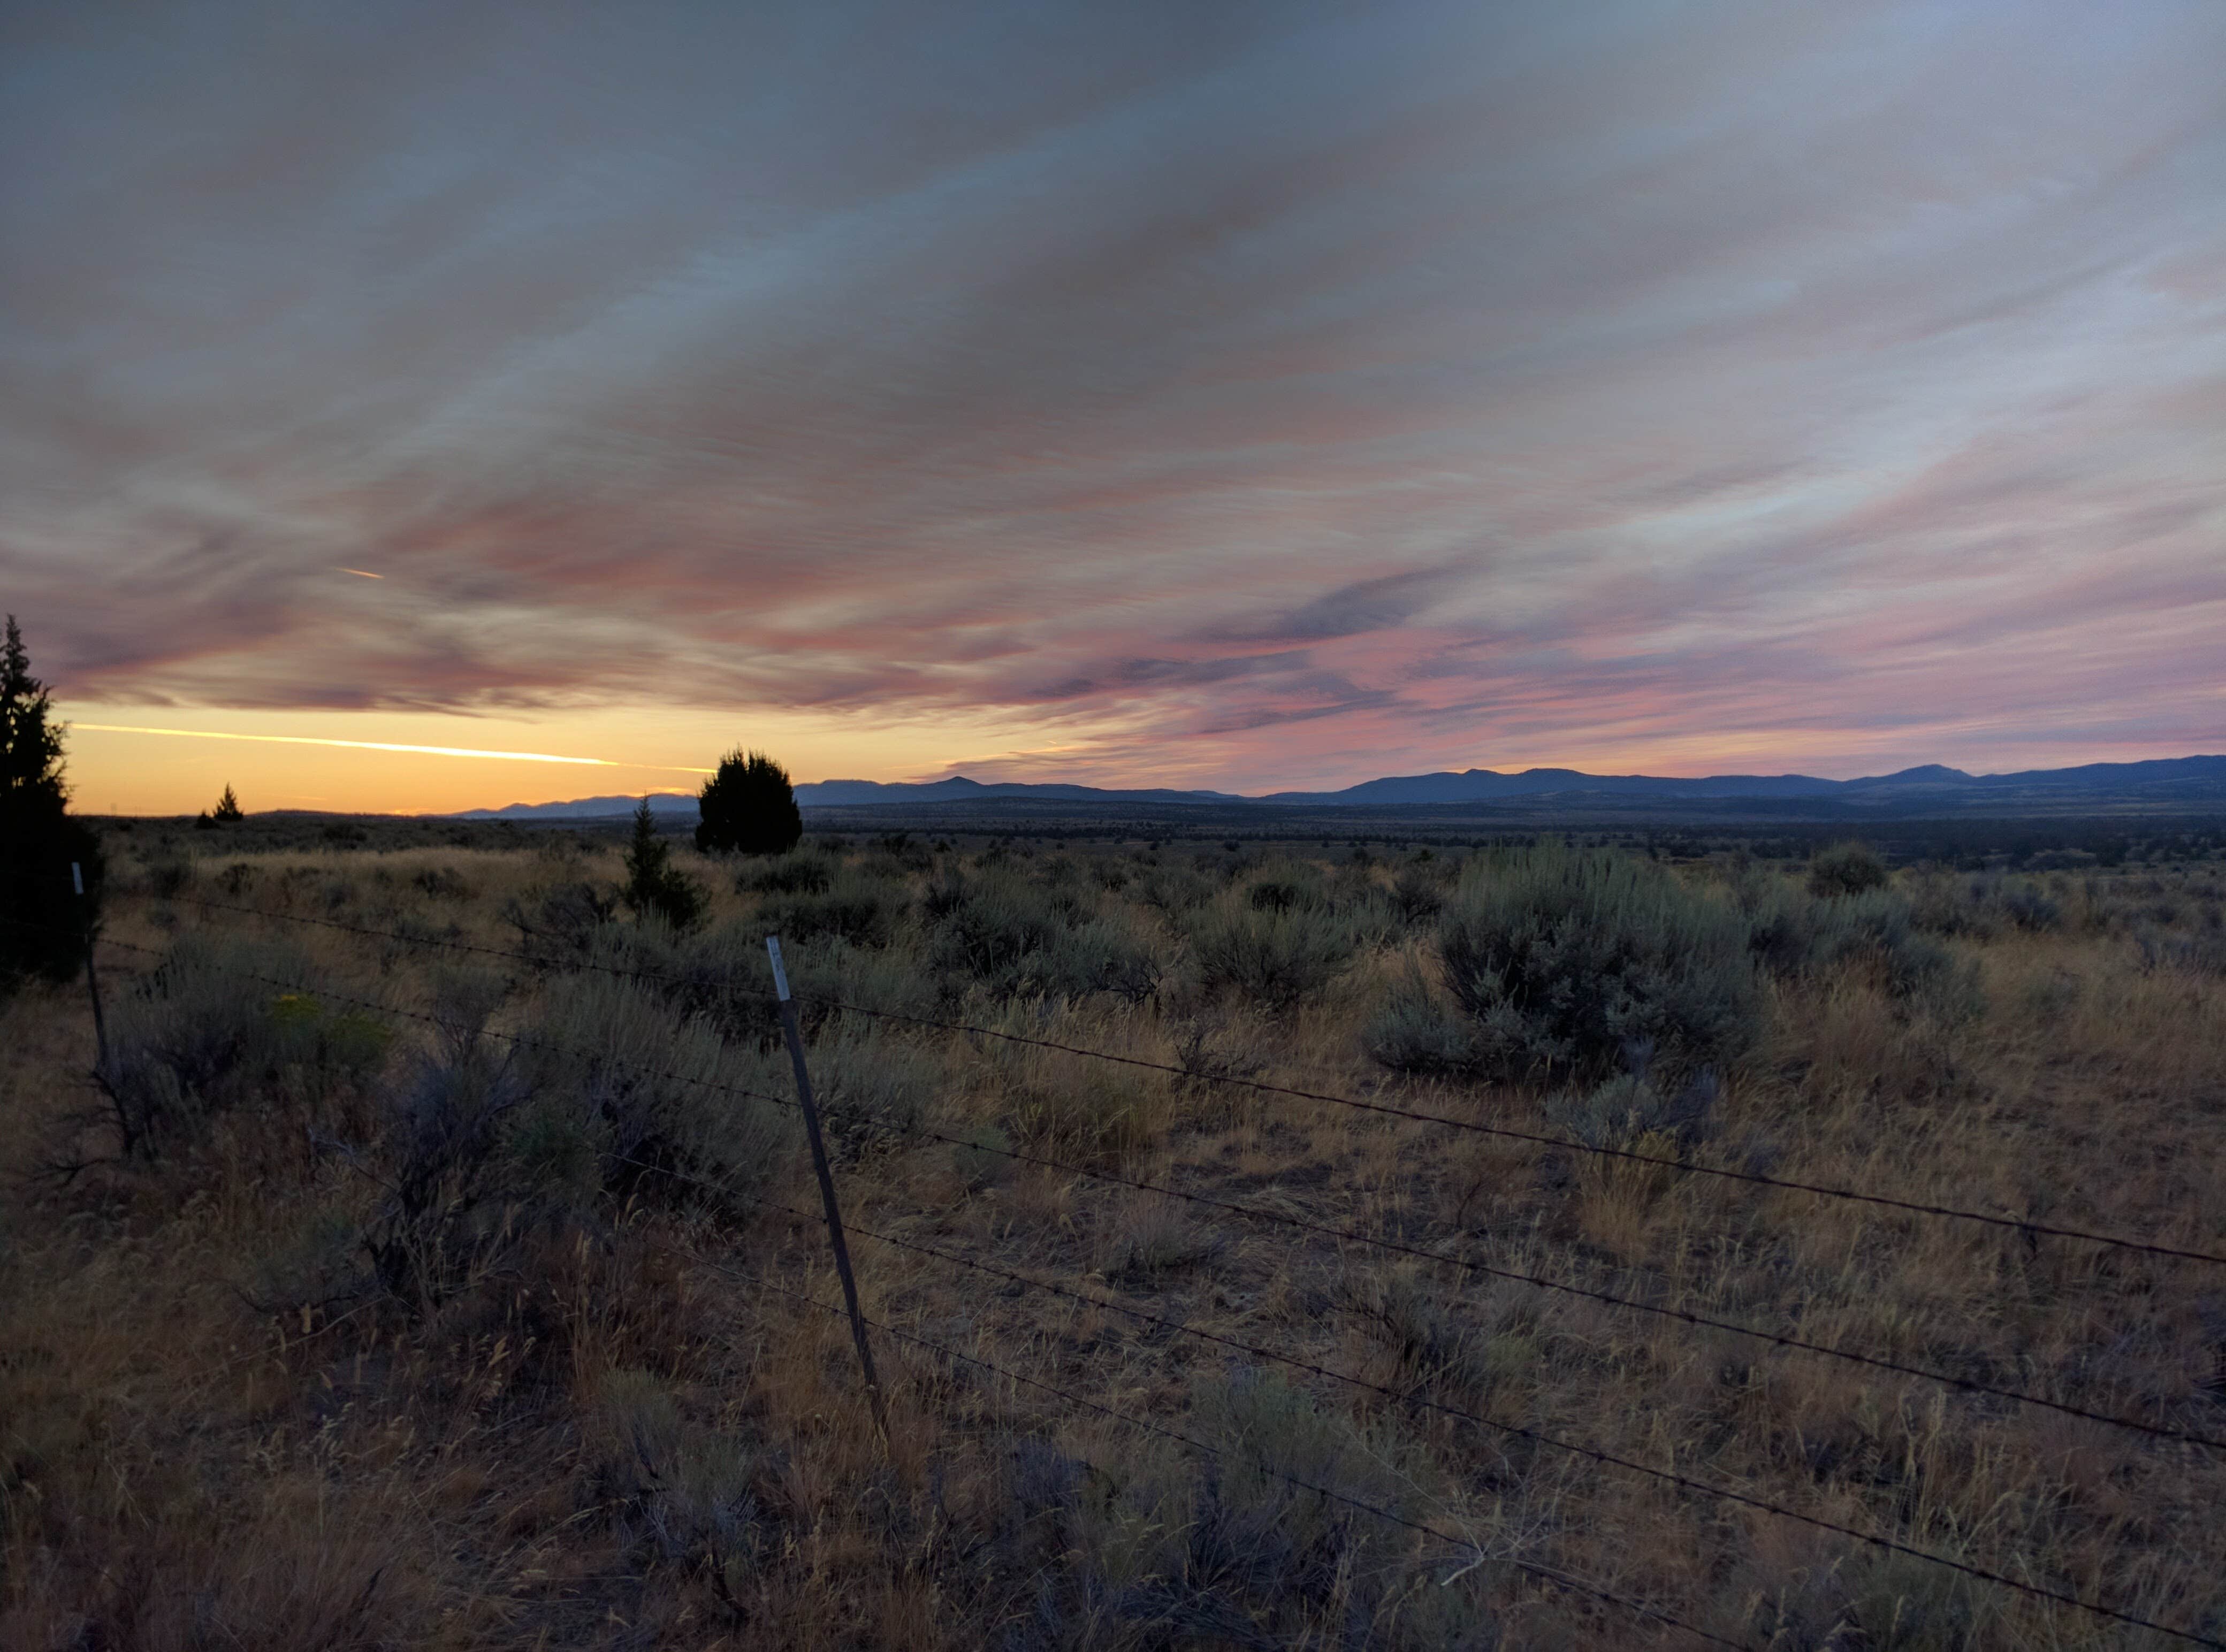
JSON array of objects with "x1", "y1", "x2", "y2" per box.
[{"x1": 448, "y1": 755, "x2": 2226, "y2": 821}]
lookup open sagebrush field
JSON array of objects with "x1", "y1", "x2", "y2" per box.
[{"x1": 4, "y1": 826, "x2": 2224, "y2": 1650}]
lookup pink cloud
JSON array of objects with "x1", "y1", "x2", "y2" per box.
[{"x1": 3, "y1": 1, "x2": 2221, "y2": 789}]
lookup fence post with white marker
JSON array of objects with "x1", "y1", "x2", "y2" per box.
[
  {"x1": 72, "y1": 861, "x2": 109, "y2": 1070},
  {"x1": 766, "y1": 934, "x2": 887, "y2": 1436}
]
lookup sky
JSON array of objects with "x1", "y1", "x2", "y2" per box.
[{"x1": 3, "y1": 1, "x2": 2222, "y2": 815}]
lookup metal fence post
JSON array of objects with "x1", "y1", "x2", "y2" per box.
[
  {"x1": 73, "y1": 861, "x2": 109, "y2": 1070},
  {"x1": 766, "y1": 935, "x2": 886, "y2": 1435}
]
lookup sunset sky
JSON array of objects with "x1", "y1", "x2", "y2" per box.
[{"x1": 4, "y1": 1, "x2": 2222, "y2": 814}]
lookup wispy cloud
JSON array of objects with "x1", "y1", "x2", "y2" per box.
[
  {"x1": 70, "y1": 724, "x2": 711, "y2": 773},
  {"x1": 3, "y1": 1, "x2": 2221, "y2": 791}
]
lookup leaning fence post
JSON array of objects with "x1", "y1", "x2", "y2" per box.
[
  {"x1": 766, "y1": 935, "x2": 887, "y2": 1435},
  {"x1": 73, "y1": 861, "x2": 109, "y2": 1070}
]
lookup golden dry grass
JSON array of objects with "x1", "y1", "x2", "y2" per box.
[{"x1": 3, "y1": 831, "x2": 2223, "y2": 1649}]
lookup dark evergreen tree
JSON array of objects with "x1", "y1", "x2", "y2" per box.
[
  {"x1": 695, "y1": 748, "x2": 803, "y2": 856},
  {"x1": 621, "y1": 797, "x2": 704, "y2": 930},
  {"x1": 1, "y1": 616, "x2": 103, "y2": 988},
  {"x1": 212, "y1": 783, "x2": 244, "y2": 822}
]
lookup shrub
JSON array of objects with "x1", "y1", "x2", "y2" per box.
[
  {"x1": 579, "y1": 913, "x2": 929, "y2": 1051},
  {"x1": 927, "y1": 870, "x2": 1157, "y2": 1003},
  {"x1": 1738, "y1": 871, "x2": 1826, "y2": 974},
  {"x1": 1188, "y1": 895, "x2": 1356, "y2": 1008},
  {"x1": 920, "y1": 863, "x2": 969, "y2": 921},
  {"x1": 1808, "y1": 888, "x2": 1959, "y2": 996},
  {"x1": 1168, "y1": 1008, "x2": 1263, "y2": 1089},
  {"x1": 1329, "y1": 866, "x2": 1400, "y2": 943},
  {"x1": 928, "y1": 871, "x2": 1066, "y2": 986},
  {"x1": 1362, "y1": 965, "x2": 1479, "y2": 1076},
  {"x1": 735, "y1": 847, "x2": 835, "y2": 896},
  {"x1": 804, "y1": 1019, "x2": 939, "y2": 1157},
  {"x1": 1013, "y1": 1368, "x2": 1486, "y2": 1650},
  {"x1": 362, "y1": 1008, "x2": 530, "y2": 1303},
  {"x1": 871, "y1": 832, "x2": 935, "y2": 873},
  {"x1": 1739, "y1": 875, "x2": 1981, "y2": 1022},
  {"x1": 1908, "y1": 870, "x2": 2060, "y2": 938},
  {"x1": 98, "y1": 933, "x2": 385, "y2": 1154},
  {"x1": 357, "y1": 960, "x2": 784, "y2": 1306},
  {"x1": 753, "y1": 867, "x2": 905, "y2": 949},
  {"x1": 1131, "y1": 862, "x2": 1216, "y2": 915},
  {"x1": 1242, "y1": 861, "x2": 1325, "y2": 913},
  {"x1": 1809, "y1": 841, "x2": 1888, "y2": 897},
  {"x1": 143, "y1": 855, "x2": 195, "y2": 899},
  {"x1": 1748, "y1": 877, "x2": 1933, "y2": 977},
  {"x1": 514, "y1": 968, "x2": 794, "y2": 1205},
  {"x1": 409, "y1": 863, "x2": 469, "y2": 900},
  {"x1": 1992, "y1": 879, "x2": 2063, "y2": 932},
  {"x1": 695, "y1": 748, "x2": 802, "y2": 856},
  {"x1": 1389, "y1": 863, "x2": 1445, "y2": 922},
  {"x1": 591, "y1": 1370, "x2": 759, "y2": 1578},
  {"x1": 2136, "y1": 928, "x2": 2226, "y2": 978},
  {"x1": 948, "y1": 1121, "x2": 1013, "y2": 1190},
  {"x1": 1432, "y1": 843, "x2": 1759, "y2": 1081},
  {"x1": 502, "y1": 879, "x2": 618, "y2": 962},
  {"x1": 787, "y1": 938, "x2": 946, "y2": 1035},
  {"x1": 1542, "y1": 1064, "x2": 1720, "y2": 1150}
]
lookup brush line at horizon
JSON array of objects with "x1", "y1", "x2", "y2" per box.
[{"x1": 68, "y1": 723, "x2": 715, "y2": 773}]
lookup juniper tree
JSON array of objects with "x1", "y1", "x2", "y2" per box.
[
  {"x1": 622, "y1": 797, "x2": 704, "y2": 930},
  {"x1": 695, "y1": 748, "x2": 802, "y2": 856},
  {"x1": 1, "y1": 616, "x2": 103, "y2": 987},
  {"x1": 212, "y1": 783, "x2": 244, "y2": 822}
]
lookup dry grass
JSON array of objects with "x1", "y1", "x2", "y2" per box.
[{"x1": 3, "y1": 831, "x2": 2223, "y2": 1648}]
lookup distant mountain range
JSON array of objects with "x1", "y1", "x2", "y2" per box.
[{"x1": 448, "y1": 755, "x2": 2226, "y2": 820}]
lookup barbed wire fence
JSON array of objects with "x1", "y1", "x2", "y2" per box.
[{"x1": 11, "y1": 882, "x2": 2226, "y2": 1647}]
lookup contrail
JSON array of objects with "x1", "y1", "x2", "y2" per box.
[
  {"x1": 340, "y1": 568, "x2": 383, "y2": 579},
  {"x1": 70, "y1": 723, "x2": 713, "y2": 773}
]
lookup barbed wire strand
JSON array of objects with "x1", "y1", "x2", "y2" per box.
[
  {"x1": 142, "y1": 892, "x2": 2226, "y2": 1268},
  {"x1": 764, "y1": 1198, "x2": 2226, "y2": 1647},
  {"x1": 31, "y1": 920, "x2": 2221, "y2": 1643},
  {"x1": 672, "y1": 1245, "x2": 1759, "y2": 1650},
  {"x1": 617, "y1": 1144, "x2": 2226, "y2": 1647},
  {"x1": 51, "y1": 920, "x2": 2226, "y2": 1454}
]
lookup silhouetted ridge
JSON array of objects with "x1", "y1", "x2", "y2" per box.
[{"x1": 448, "y1": 755, "x2": 2226, "y2": 819}]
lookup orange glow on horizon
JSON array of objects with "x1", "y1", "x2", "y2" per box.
[
  {"x1": 54, "y1": 704, "x2": 2219, "y2": 821},
  {"x1": 56, "y1": 702, "x2": 1028, "y2": 816}
]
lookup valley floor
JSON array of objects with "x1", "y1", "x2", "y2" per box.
[{"x1": 4, "y1": 831, "x2": 2223, "y2": 1649}]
